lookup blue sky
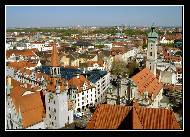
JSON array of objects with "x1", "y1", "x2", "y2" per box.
[{"x1": 6, "y1": 6, "x2": 182, "y2": 28}]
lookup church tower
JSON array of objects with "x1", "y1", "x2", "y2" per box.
[
  {"x1": 146, "y1": 24, "x2": 158, "y2": 76},
  {"x1": 50, "y1": 44, "x2": 61, "y2": 77},
  {"x1": 45, "y1": 43, "x2": 73, "y2": 129}
]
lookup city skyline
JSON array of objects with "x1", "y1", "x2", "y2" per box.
[{"x1": 6, "y1": 6, "x2": 183, "y2": 28}]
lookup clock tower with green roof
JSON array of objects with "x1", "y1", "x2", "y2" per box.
[{"x1": 146, "y1": 24, "x2": 158, "y2": 76}]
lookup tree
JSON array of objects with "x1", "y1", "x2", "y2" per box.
[
  {"x1": 95, "y1": 45, "x2": 104, "y2": 49},
  {"x1": 72, "y1": 45, "x2": 78, "y2": 49},
  {"x1": 143, "y1": 44, "x2": 148, "y2": 49},
  {"x1": 111, "y1": 60, "x2": 128, "y2": 77},
  {"x1": 126, "y1": 61, "x2": 139, "y2": 77},
  {"x1": 165, "y1": 43, "x2": 175, "y2": 48}
]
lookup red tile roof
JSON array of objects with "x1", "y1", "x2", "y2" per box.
[
  {"x1": 45, "y1": 76, "x2": 66, "y2": 93},
  {"x1": 86, "y1": 104, "x2": 132, "y2": 129},
  {"x1": 138, "y1": 107, "x2": 180, "y2": 129},
  {"x1": 110, "y1": 47, "x2": 125, "y2": 56},
  {"x1": 164, "y1": 56, "x2": 182, "y2": 62},
  {"x1": 163, "y1": 84, "x2": 182, "y2": 92},
  {"x1": 7, "y1": 61, "x2": 36, "y2": 70},
  {"x1": 9, "y1": 79, "x2": 45, "y2": 128},
  {"x1": 86, "y1": 103, "x2": 180, "y2": 129},
  {"x1": 6, "y1": 49, "x2": 38, "y2": 58},
  {"x1": 131, "y1": 68, "x2": 163, "y2": 99},
  {"x1": 161, "y1": 33, "x2": 182, "y2": 41},
  {"x1": 68, "y1": 75, "x2": 92, "y2": 93}
]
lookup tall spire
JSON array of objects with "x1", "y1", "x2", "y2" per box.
[{"x1": 51, "y1": 43, "x2": 60, "y2": 67}]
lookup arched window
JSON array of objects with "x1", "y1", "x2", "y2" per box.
[
  {"x1": 82, "y1": 106, "x2": 85, "y2": 111},
  {"x1": 51, "y1": 69, "x2": 53, "y2": 75},
  {"x1": 77, "y1": 108, "x2": 80, "y2": 112},
  {"x1": 54, "y1": 68, "x2": 56, "y2": 75},
  {"x1": 10, "y1": 120, "x2": 13, "y2": 129},
  {"x1": 58, "y1": 68, "x2": 60, "y2": 75}
]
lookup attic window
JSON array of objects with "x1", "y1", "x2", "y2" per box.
[{"x1": 22, "y1": 91, "x2": 34, "y2": 96}]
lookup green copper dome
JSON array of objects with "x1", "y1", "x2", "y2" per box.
[{"x1": 148, "y1": 25, "x2": 158, "y2": 38}]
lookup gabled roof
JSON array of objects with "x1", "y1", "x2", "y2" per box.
[
  {"x1": 68, "y1": 75, "x2": 92, "y2": 93},
  {"x1": 6, "y1": 49, "x2": 38, "y2": 58},
  {"x1": 131, "y1": 68, "x2": 163, "y2": 99},
  {"x1": 86, "y1": 102, "x2": 181, "y2": 129},
  {"x1": 138, "y1": 107, "x2": 180, "y2": 129},
  {"x1": 7, "y1": 61, "x2": 37, "y2": 70},
  {"x1": 86, "y1": 104, "x2": 132, "y2": 129},
  {"x1": 9, "y1": 79, "x2": 45, "y2": 128}
]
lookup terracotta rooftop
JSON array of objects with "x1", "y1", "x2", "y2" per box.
[
  {"x1": 86, "y1": 104, "x2": 132, "y2": 129},
  {"x1": 68, "y1": 75, "x2": 92, "y2": 93},
  {"x1": 7, "y1": 61, "x2": 37, "y2": 70},
  {"x1": 6, "y1": 49, "x2": 38, "y2": 58},
  {"x1": 161, "y1": 33, "x2": 182, "y2": 41},
  {"x1": 163, "y1": 84, "x2": 182, "y2": 92},
  {"x1": 45, "y1": 75, "x2": 66, "y2": 93},
  {"x1": 9, "y1": 79, "x2": 45, "y2": 128},
  {"x1": 164, "y1": 56, "x2": 182, "y2": 62},
  {"x1": 86, "y1": 103, "x2": 180, "y2": 129},
  {"x1": 131, "y1": 68, "x2": 163, "y2": 99},
  {"x1": 110, "y1": 47, "x2": 125, "y2": 56}
]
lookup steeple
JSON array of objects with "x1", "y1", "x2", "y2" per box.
[
  {"x1": 146, "y1": 24, "x2": 158, "y2": 76},
  {"x1": 51, "y1": 43, "x2": 60, "y2": 67},
  {"x1": 148, "y1": 23, "x2": 158, "y2": 39},
  {"x1": 50, "y1": 43, "x2": 61, "y2": 77}
]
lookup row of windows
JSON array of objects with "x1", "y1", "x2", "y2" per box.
[
  {"x1": 77, "y1": 98, "x2": 93, "y2": 106},
  {"x1": 48, "y1": 107, "x2": 56, "y2": 113},
  {"x1": 48, "y1": 99, "x2": 56, "y2": 104},
  {"x1": 77, "y1": 93, "x2": 93, "y2": 98},
  {"x1": 76, "y1": 97, "x2": 93, "y2": 103},
  {"x1": 49, "y1": 114, "x2": 56, "y2": 120}
]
